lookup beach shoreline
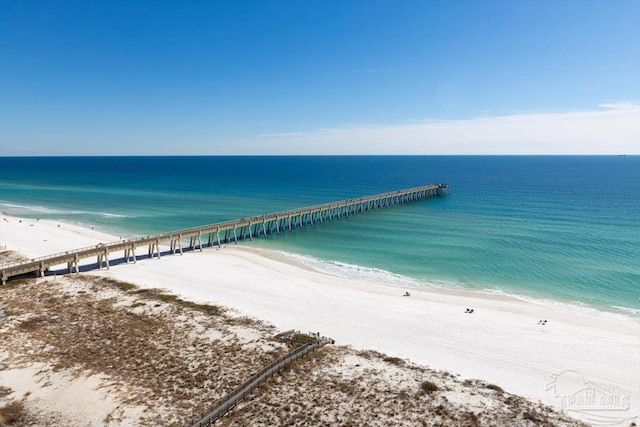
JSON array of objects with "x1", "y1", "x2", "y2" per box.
[
  {"x1": 2, "y1": 211, "x2": 637, "y2": 321},
  {"x1": 1, "y1": 212, "x2": 639, "y2": 425}
]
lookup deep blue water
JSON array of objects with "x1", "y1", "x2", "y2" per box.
[{"x1": 1, "y1": 156, "x2": 638, "y2": 313}]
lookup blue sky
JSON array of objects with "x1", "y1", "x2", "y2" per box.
[{"x1": 1, "y1": 0, "x2": 638, "y2": 155}]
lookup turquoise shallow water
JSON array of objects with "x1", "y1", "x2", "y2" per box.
[{"x1": 0, "y1": 156, "x2": 638, "y2": 312}]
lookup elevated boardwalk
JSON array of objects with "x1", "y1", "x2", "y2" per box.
[
  {"x1": 186, "y1": 330, "x2": 331, "y2": 427},
  {"x1": 1, "y1": 183, "x2": 449, "y2": 284}
]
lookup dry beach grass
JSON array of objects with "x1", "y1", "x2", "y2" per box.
[
  {"x1": 2, "y1": 213, "x2": 638, "y2": 426},
  {"x1": 0, "y1": 275, "x2": 589, "y2": 427},
  {"x1": 218, "y1": 347, "x2": 588, "y2": 427},
  {"x1": 0, "y1": 276, "x2": 290, "y2": 426}
]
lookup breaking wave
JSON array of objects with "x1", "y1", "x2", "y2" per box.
[{"x1": 0, "y1": 202, "x2": 127, "y2": 218}]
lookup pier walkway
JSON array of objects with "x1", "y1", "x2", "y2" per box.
[{"x1": 1, "y1": 183, "x2": 449, "y2": 284}]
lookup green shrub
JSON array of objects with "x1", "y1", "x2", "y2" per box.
[
  {"x1": 486, "y1": 383, "x2": 504, "y2": 393},
  {"x1": 383, "y1": 356, "x2": 404, "y2": 366},
  {"x1": 292, "y1": 333, "x2": 316, "y2": 343},
  {"x1": 421, "y1": 380, "x2": 439, "y2": 393}
]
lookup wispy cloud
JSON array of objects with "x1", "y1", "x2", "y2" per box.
[
  {"x1": 349, "y1": 67, "x2": 393, "y2": 74},
  {"x1": 245, "y1": 103, "x2": 640, "y2": 155}
]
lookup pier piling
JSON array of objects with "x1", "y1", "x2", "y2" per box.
[{"x1": 0, "y1": 184, "x2": 449, "y2": 284}]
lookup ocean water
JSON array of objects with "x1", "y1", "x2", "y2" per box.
[{"x1": 0, "y1": 156, "x2": 638, "y2": 313}]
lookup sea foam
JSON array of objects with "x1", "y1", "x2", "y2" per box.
[{"x1": 0, "y1": 202, "x2": 127, "y2": 218}]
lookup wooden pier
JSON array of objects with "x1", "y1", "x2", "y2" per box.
[{"x1": 0, "y1": 183, "x2": 449, "y2": 284}]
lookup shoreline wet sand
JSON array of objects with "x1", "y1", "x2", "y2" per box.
[{"x1": 1, "y1": 213, "x2": 638, "y2": 425}]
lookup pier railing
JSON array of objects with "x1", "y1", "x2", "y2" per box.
[{"x1": 1, "y1": 183, "x2": 448, "y2": 284}]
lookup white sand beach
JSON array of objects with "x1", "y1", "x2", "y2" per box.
[{"x1": 1, "y1": 213, "x2": 639, "y2": 425}]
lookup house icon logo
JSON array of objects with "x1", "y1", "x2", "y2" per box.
[{"x1": 546, "y1": 370, "x2": 636, "y2": 426}]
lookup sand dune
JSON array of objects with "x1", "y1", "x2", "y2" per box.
[{"x1": 1, "y1": 213, "x2": 638, "y2": 425}]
